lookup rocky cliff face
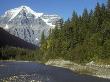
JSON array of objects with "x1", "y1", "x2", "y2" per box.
[{"x1": 0, "y1": 6, "x2": 60, "y2": 45}]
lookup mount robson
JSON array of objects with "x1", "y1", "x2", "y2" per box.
[{"x1": 0, "y1": 6, "x2": 61, "y2": 46}]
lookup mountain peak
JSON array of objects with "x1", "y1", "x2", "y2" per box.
[
  {"x1": 18, "y1": 5, "x2": 36, "y2": 13},
  {"x1": 19, "y1": 5, "x2": 30, "y2": 8},
  {"x1": 19, "y1": 6, "x2": 31, "y2": 12},
  {"x1": 5, "y1": 5, "x2": 43, "y2": 21}
]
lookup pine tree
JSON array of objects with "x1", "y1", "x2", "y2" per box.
[
  {"x1": 71, "y1": 11, "x2": 78, "y2": 22},
  {"x1": 82, "y1": 8, "x2": 89, "y2": 22},
  {"x1": 40, "y1": 31, "x2": 45, "y2": 45},
  {"x1": 107, "y1": 0, "x2": 110, "y2": 10},
  {"x1": 94, "y1": 3, "x2": 104, "y2": 32},
  {"x1": 89, "y1": 10, "x2": 93, "y2": 18}
]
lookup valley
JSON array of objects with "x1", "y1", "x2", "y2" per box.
[{"x1": 0, "y1": 0, "x2": 110, "y2": 82}]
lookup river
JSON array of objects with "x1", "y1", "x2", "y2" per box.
[{"x1": 0, "y1": 61, "x2": 109, "y2": 82}]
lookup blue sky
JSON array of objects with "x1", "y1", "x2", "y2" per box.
[{"x1": 0, "y1": 0, "x2": 107, "y2": 19}]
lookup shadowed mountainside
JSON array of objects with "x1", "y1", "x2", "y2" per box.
[{"x1": 0, "y1": 27, "x2": 37, "y2": 49}]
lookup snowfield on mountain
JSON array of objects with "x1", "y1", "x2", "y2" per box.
[{"x1": 0, "y1": 6, "x2": 61, "y2": 45}]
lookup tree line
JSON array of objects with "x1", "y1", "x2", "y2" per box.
[{"x1": 0, "y1": 46, "x2": 43, "y2": 61}]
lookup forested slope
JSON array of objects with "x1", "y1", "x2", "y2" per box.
[{"x1": 40, "y1": 0, "x2": 110, "y2": 64}]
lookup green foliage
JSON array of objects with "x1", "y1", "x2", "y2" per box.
[
  {"x1": 40, "y1": 0, "x2": 110, "y2": 64},
  {"x1": 0, "y1": 46, "x2": 43, "y2": 61}
]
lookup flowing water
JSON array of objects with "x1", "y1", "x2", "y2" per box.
[{"x1": 0, "y1": 61, "x2": 109, "y2": 82}]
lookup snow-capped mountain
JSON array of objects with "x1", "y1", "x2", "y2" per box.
[{"x1": 0, "y1": 6, "x2": 61, "y2": 45}]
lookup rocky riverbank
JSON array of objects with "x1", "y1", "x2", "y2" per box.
[{"x1": 45, "y1": 59, "x2": 110, "y2": 79}]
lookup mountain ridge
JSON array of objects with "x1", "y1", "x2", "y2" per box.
[{"x1": 0, "y1": 6, "x2": 61, "y2": 45}]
